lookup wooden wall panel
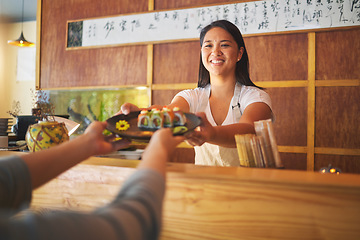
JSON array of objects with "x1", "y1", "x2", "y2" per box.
[
  {"x1": 315, "y1": 86, "x2": 360, "y2": 148},
  {"x1": 316, "y1": 28, "x2": 360, "y2": 80},
  {"x1": 152, "y1": 89, "x2": 182, "y2": 106},
  {"x1": 315, "y1": 155, "x2": 360, "y2": 174},
  {"x1": 172, "y1": 148, "x2": 195, "y2": 163},
  {"x1": 154, "y1": 0, "x2": 234, "y2": 10},
  {"x1": 38, "y1": 0, "x2": 360, "y2": 173},
  {"x1": 266, "y1": 88, "x2": 307, "y2": 146},
  {"x1": 245, "y1": 33, "x2": 308, "y2": 82},
  {"x1": 153, "y1": 41, "x2": 200, "y2": 84},
  {"x1": 40, "y1": 0, "x2": 149, "y2": 89},
  {"x1": 280, "y1": 153, "x2": 307, "y2": 171},
  {"x1": 40, "y1": 46, "x2": 148, "y2": 88}
]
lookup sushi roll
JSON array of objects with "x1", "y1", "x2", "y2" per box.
[
  {"x1": 137, "y1": 110, "x2": 151, "y2": 128},
  {"x1": 150, "y1": 108, "x2": 163, "y2": 129},
  {"x1": 162, "y1": 107, "x2": 174, "y2": 128},
  {"x1": 172, "y1": 107, "x2": 186, "y2": 126}
]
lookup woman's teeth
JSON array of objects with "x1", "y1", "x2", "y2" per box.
[{"x1": 211, "y1": 60, "x2": 223, "y2": 63}]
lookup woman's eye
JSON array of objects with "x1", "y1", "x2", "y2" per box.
[
  {"x1": 204, "y1": 44, "x2": 212, "y2": 48},
  {"x1": 221, "y1": 44, "x2": 230, "y2": 47}
]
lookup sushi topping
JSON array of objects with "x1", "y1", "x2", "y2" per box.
[{"x1": 138, "y1": 107, "x2": 186, "y2": 130}]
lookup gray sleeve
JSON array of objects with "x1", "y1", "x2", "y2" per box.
[
  {"x1": 1, "y1": 169, "x2": 165, "y2": 240},
  {"x1": 0, "y1": 155, "x2": 32, "y2": 210}
]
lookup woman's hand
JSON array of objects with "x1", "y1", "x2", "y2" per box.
[
  {"x1": 83, "y1": 121, "x2": 131, "y2": 156},
  {"x1": 116, "y1": 103, "x2": 141, "y2": 115},
  {"x1": 184, "y1": 112, "x2": 215, "y2": 146}
]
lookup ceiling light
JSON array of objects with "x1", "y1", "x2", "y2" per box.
[{"x1": 7, "y1": 0, "x2": 35, "y2": 47}]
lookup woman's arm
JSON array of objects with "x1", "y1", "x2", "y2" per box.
[
  {"x1": 168, "y1": 96, "x2": 190, "y2": 112},
  {"x1": 185, "y1": 102, "x2": 272, "y2": 148},
  {"x1": 118, "y1": 95, "x2": 190, "y2": 116}
]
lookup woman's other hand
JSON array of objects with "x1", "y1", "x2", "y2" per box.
[
  {"x1": 116, "y1": 103, "x2": 141, "y2": 115},
  {"x1": 184, "y1": 112, "x2": 215, "y2": 146}
]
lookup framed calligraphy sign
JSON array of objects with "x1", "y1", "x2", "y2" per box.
[{"x1": 67, "y1": 0, "x2": 360, "y2": 49}]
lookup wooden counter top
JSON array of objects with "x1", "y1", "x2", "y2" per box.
[
  {"x1": 83, "y1": 154, "x2": 360, "y2": 188},
  {"x1": 2, "y1": 151, "x2": 360, "y2": 239}
]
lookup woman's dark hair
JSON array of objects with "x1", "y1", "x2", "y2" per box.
[{"x1": 198, "y1": 20, "x2": 262, "y2": 89}]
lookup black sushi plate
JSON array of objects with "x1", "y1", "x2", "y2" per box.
[{"x1": 106, "y1": 111, "x2": 201, "y2": 141}]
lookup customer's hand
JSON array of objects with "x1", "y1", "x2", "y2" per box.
[
  {"x1": 140, "y1": 128, "x2": 184, "y2": 176},
  {"x1": 84, "y1": 121, "x2": 131, "y2": 156},
  {"x1": 148, "y1": 128, "x2": 184, "y2": 158}
]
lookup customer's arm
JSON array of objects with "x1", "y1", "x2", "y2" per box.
[
  {"x1": 94, "y1": 129, "x2": 184, "y2": 239},
  {"x1": 21, "y1": 121, "x2": 130, "y2": 189},
  {"x1": 138, "y1": 128, "x2": 184, "y2": 178},
  {"x1": 0, "y1": 155, "x2": 32, "y2": 209},
  {"x1": 0, "y1": 121, "x2": 130, "y2": 210},
  {"x1": 1, "y1": 129, "x2": 184, "y2": 240}
]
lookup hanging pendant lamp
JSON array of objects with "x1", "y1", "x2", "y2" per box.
[{"x1": 7, "y1": 0, "x2": 35, "y2": 47}]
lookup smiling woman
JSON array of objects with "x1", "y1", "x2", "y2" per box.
[
  {"x1": 120, "y1": 20, "x2": 273, "y2": 167},
  {"x1": 169, "y1": 20, "x2": 273, "y2": 166}
]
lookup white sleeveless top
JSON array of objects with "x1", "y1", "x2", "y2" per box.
[{"x1": 175, "y1": 82, "x2": 272, "y2": 166}]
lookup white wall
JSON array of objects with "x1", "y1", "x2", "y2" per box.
[{"x1": 0, "y1": 21, "x2": 36, "y2": 118}]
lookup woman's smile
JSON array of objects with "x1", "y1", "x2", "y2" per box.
[{"x1": 210, "y1": 58, "x2": 225, "y2": 65}]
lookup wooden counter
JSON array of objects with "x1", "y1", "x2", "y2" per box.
[{"x1": 2, "y1": 151, "x2": 360, "y2": 239}]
